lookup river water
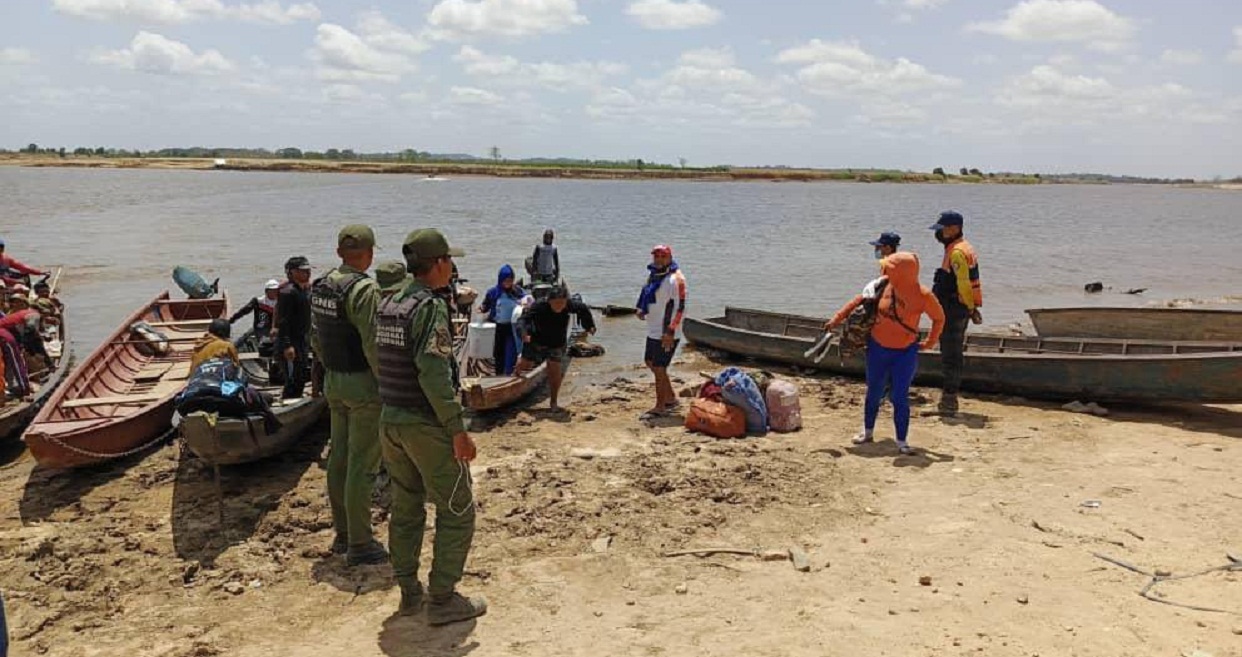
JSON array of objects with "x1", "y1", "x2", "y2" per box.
[{"x1": 3, "y1": 168, "x2": 1241, "y2": 366}]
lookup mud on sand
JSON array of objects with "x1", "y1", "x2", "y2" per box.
[{"x1": 1, "y1": 351, "x2": 1240, "y2": 657}]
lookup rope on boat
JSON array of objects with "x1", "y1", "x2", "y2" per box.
[{"x1": 38, "y1": 424, "x2": 177, "y2": 461}]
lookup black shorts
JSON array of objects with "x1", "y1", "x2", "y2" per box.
[
  {"x1": 521, "y1": 342, "x2": 565, "y2": 365},
  {"x1": 644, "y1": 337, "x2": 679, "y2": 368}
]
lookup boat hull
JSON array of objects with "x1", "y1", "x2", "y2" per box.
[
  {"x1": 461, "y1": 361, "x2": 549, "y2": 411},
  {"x1": 685, "y1": 307, "x2": 1242, "y2": 403},
  {"x1": 1028, "y1": 307, "x2": 1242, "y2": 342},
  {"x1": 24, "y1": 292, "x2": 229, "y2": 469}
]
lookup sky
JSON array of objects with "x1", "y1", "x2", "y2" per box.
[{"x1": 2, "y1": 0, "x2": 1241, "y2": 178}]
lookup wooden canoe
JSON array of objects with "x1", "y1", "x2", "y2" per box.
[
  {"x1": 177, "y1": 337, "x2": 325, "y2": 466},
  {"x1": 685, "y1": 307, "x2": 1242, "y2": 403},
  {"x1": 0, "y1": 306, "x2": 73, "y2": 441},
  {"x1": 460, "y1": 361, "x2": 549, "y2": 411},
  {"x1": 1027, "y1": 307, "x2": 1242, "y2": 342},
  {"x1": 23, "y1": 291, "x2": 229, "y2": 469}
]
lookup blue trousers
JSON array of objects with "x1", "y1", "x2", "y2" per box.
[{"x1": 864, "y1": 338, "x2": 920, "y2": 442}]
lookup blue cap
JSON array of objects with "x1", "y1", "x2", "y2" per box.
[
  {"x1": 929, "y1": 210, "x2": 964, "y2": 230},
  {"x1": 0, "y1": 238, "x2": 5, "y2": 247},
  {"x1": 868, "y1": 232, "x2": 901, "y2": 248}
]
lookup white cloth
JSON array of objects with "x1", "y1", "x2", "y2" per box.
[{"x1": 645, "y1": 270, "x2": 687, "y2": 340}]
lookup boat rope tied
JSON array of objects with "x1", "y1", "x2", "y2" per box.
[{"x1": 39, "y1": 425, "x2": 177, "y2": 461}]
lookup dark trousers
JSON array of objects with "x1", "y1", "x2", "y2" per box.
[
  {"x1": 281, "y1": 341, "x2": 309, "y2": 399},
  {"x1": 938, "y1": 305, "x2": 971, "y2": 396}
]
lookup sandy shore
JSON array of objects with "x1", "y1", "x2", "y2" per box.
[
  {"x1": 1, "y1": 349, "x2": 1239, "y2": 656},
  {"x1": 0, "y1": 155, "x2": 1041, "y2": 184}
]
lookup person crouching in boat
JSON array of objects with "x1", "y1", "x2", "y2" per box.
[
  {"x1": 824, "y1": 252, "x2": 944, "y2": 455},
  {"x1": 515, "y1": 283, "x2": 596, "y2": 412},
  {"x1": 191, "y1": 319, "x2": 241, "y2": 373},
  {"x1": 478, "y1": 264, "x2": 526, "y2": 376}
]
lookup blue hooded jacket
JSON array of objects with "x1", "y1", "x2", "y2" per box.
[{"x1": 481, "y1": 264, "x2": 526, "y2": 323}]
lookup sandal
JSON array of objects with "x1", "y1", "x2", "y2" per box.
[
  {"x1": 897, "y1": 442, "x2": 915, "y2": 455},
  {"x1": 851, "y1": 432, "x2": 874, "y2": 445}
]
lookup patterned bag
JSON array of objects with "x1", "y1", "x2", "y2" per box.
[{"x1": 838, "y1": 279, "x2": 889, "y2": 358}]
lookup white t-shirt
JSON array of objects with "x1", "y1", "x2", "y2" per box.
[{"x1": 644, "y1": 270, "x2": 688, "y2": 340}]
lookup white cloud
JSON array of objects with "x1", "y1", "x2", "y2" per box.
[
  {"x1": 904, "y1": 0, "x2": 947, "y2": 8},
  {"x1": 310, "y1": 15, "x2": 422, "y2": 83},
  {"x1": 777, "y1": 39, "x2": 961, "y2": 98},
  {"x1": 356, "y1": 10, "x2": 429, "y2": 56},
  {"x1": 1159, "y1": 49, "x2": 1202, "y2": 66},
  {"x1": 454, "y1": 46, "x2": 626, "y2": 91},
  {"x1": 587, "y1": 48, "x2": 812, "y2": 129},
  {"x1": 994, "y1": 64, "x2": 1222, "y2": 127},
  {"x1": 854, "y1": 100, "x2": 929, "y2": 127},
  {"x1": 90, "y1": 31, "x2": 235, "y2": 76},
  {"x1": 1229, "y1": 27, "x2": 1242, "y2": 65},
  {"x1": 967, "y1": 0, "x2": 1135, "y2": 51},
  {"x1": 427, "y1": 0, "x2": 587, "y2": 40},
  {"x1": 53, "y1": 0, "x2": 321, "y2": 25},
  {"x1": 0, "y1": 48, "x2": 36, "y2": 65},
  {"x1": 625, "y1": 0, "x2": 722, "y2": 30},
  {"x1": 450, "y1": 86, "x2": 504, "y2": 105},
  {"x1": 322, "y1": 83, "x2": 385, "y2": 105}
]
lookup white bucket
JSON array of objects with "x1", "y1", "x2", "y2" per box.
[{"x1": 465, "y1": 321, "x2": 495, "y2": 360}]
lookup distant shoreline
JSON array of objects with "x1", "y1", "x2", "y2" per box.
[{"x1": 0, "y1": 154, "x2": 1047, "y2": 184}]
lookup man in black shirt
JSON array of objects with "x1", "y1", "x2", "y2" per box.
[
  {"x1": 515, "y1": 283, "x2": 595, "y2": 411},
  {"x1": 229, "y1": 278, "x2": 280, "y2": 356},
  {"x1": 276, "y1": 256, "x2": 313, "y2": 399}
]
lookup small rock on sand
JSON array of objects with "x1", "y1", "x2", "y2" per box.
[
  {"x1": 571, "y1": 447, "x2": 621, "y2": 460},
  {"x1": 223, "y1": 582, "x2": 245, "y2": 595},
  {"x1": 591, "y1": 536, "x2": 613, "y2": 553},
  {"x1": 674, "y1": 583, "x2": 689, "y2": 595}
]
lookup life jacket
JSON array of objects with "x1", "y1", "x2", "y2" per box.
[
  {"x1": 376, "y1": 287, "x2": 455, "y2": 411},
  {"x1": 310, "y1": 270, "x2": 370, "y2": 373},
  {"x1": 534, "y1": 244, "x2": 558, "y2": 276},
  {"x1": 933, "y1": 238, "x2": 983, "y2": 309}
]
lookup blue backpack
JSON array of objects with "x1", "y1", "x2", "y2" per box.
[{"x1": 715, "y1": 367, "x2": 769, "y2": 435}]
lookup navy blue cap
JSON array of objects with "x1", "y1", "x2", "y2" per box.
[
  {"x1": 0, "y1": 238, "x2": 5, "y2": 247},
  {"x1": 929, "y1": 210, "x2": 964, "y2": 230},
  {"x1": 868, "y1": 232, "x2": 901, "y2": 248}
]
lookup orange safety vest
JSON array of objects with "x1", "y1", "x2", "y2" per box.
[{"x1": 940, "y1": 239, "x2": 983, "y2": 308}]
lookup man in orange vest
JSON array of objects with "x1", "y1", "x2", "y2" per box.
[{"x1": 929, "y1": 211, "x2": 982, "y2": 416}]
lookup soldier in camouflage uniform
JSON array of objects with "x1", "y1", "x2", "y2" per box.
[
  {"x1": 377, "y1": 229, "x2": 487, "y2": 626},
  {"x1": 311, "y1": 224, "x2": 388, "y2": 566},
  {"x1": 374, "y1": 260, "x2": 411, "y2": 299}
]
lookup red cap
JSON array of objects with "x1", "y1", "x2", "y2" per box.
[{"x1": 651, "y1": 244, "x2": 672, "y2": 257}]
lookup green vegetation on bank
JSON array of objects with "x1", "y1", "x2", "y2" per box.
[{"x1": 0, "y1": 143, "x2": 1208, "y2": 184}]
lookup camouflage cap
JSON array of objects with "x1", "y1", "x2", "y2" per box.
[
  {"x1": 402, "y1": 228, "x2": 465, "y2": 262},
  {"x1": 338, "y1": 224, "x2": 378, "y2": 250},
  {"x1": 375, "y1": 260, "x2": 410, "y2": 292}
]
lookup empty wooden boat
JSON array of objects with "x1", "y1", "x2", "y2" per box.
[
  {"x1": 178, "y1": 333, "x2": 326, "y2": 466},
  {"x1": 1027, "y1": 307, "x2": 1242, "y2": 342},
  {"x1": 460, "y1": 361, "x2": 549, "y2": 411},
  {"x1": 24, "y1": 291, "x2": 229, "y2": 468},
  {"x1": 685, "y1": 307, "x2": 1242, "y2": 403}
]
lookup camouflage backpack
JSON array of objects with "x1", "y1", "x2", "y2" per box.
[{"x1": 837, "y1": 279, "x2": 889, "y2": 358}]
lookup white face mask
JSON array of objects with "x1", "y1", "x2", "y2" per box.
[{"x1": 874, "y1": 248, "x2": 885, "y2": 260}]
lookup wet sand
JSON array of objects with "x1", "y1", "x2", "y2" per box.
[{"x1": 2, "y1": 348, "x2": 1239, "y2": 657}]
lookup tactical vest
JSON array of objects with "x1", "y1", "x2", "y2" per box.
[
  {"x1": 310, "y1": 271, "x2": 370, "y2": 373},
  {"x1": 376, "y1": 289, "x2": 459, "y2": 411},
  {"x1": 534, "y1": 244, "x2": 558, "y2": 276},
  {"x1": 933, "y1": 238, "x2": 983, "y2": 310}
]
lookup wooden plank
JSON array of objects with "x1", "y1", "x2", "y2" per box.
[
  {"x1": 146, "y1": 319, "x2": 215, "y2": 327},
  {"x1": 133, "y1": 362, "x2": 174, "y2": 382},
  {"x1": 62, "y1": 393, "x2": 166, "y2": 409}
]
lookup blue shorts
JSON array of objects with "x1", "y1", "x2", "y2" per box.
[{"x1": 644, "y1": 337, "x2": 679, "y2": 368}]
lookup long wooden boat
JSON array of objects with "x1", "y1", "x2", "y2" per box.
[
  {"x1": 685, "y1": 307, "x2": 1242, "y2": 403},
  {"x1": 1, "y1": 272, "x2": 74, "y2": 441},
  {"x1": 461, "y1": 361, "x2": 549, "y2": 411},
  {"x1": 24, "y1": 291, "x2": 229, "y2": 469},
  {"x1": 1027, "y1": 307, "x2": 1242, "y2": 342},
  {"x1": 178, "y1": 331, "x2": 326, "y2": 466}
]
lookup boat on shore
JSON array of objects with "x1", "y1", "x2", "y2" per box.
[
  {"x1": 178, "y1": 333, "x2": 325, "y2": 466},
  {"x1": 460, "y1": 362, "x2": 549, "y2": 411},
  {"x1": 685, "y1": 307, "x2": 1242, "y2": 404},
  {"x1": 1027, "y1": 307, "x2": 1242, "y2": 342},
  {"x1": 1, "y1": 271, "x2": 73, "y2": 440},
  {"x1": 24, "y1": 292, "x2": 229, "y2": 469}
]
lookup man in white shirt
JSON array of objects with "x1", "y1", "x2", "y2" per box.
[{"x1": 636, "y1": 244, "x2": 687, "y2": 420}]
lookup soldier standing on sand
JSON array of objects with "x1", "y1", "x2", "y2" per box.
[
  {"x1": 310, "y1": 225, "x2": 388, "y2": 566},
  {"x1": 376, "y1": 229, "x2": 487, "y2": 626}
]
